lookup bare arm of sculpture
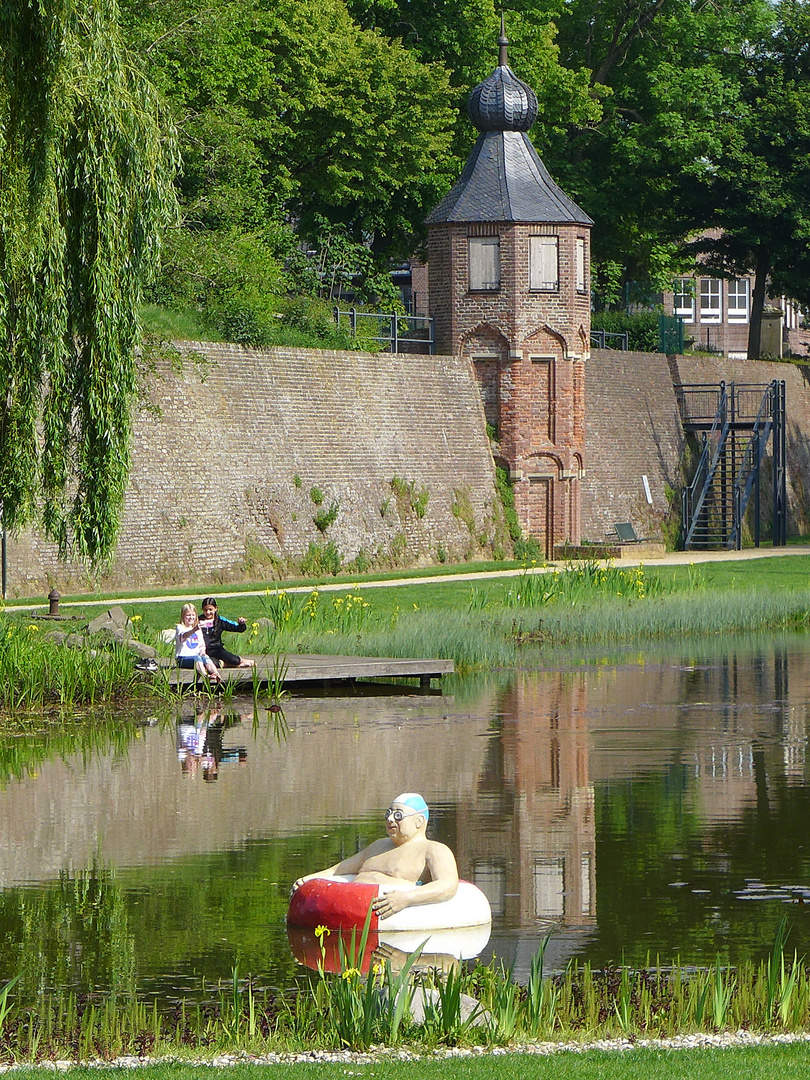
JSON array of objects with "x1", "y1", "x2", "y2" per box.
[
  {"x1": 291, "y1": 838, "x2": 391, "y2": 892},
  {"x1": 372, "y1": 841, "x2": 459, "y2": 919}
]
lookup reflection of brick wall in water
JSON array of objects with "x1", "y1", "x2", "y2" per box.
[
  {"x1": 586, "y1": 646, "x2": 809, "y2": 826},
  {"x1": 7, "y1": 343, "x2": 500, "y2": 595},
  {"x1": 455, "y1": 671, "x2": 596, "y2": 929}
]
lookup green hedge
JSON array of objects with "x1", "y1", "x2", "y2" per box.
[{"x1": 592, "y1": 311, "x2": 660, "y2": 352}]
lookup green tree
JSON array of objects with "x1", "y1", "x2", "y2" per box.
[
  {"x1": 692, "y1": 0, "x2": 810, "y2": 358},
  {"x1": 0, "y1": 0, "x2": 177, "y2": 562},
  {"x1": 548, "y1": 0, "x2": 774, "y2": 285},
  {"x1": 122, "y1": 0, "x2": 459, "y2": 337},
  {"x1": 344, "y1": 0, "x2": 601, "y2": 161}
]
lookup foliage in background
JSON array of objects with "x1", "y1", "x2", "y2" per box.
[
  {"x1": 688, "y1": 0, "x2": 810, "y2": 358},
  {"x1": 591, "y1": 312, "x2": 660, "y2": 353},
  {"x1": 0, "y1": 0, "x2": 178, "y2": 562},
  {"x1": 120, "y1": 0, "x2": 458, "y2": 339},
  {"x1": 549, "y1": 0, "x2": 775, "y2": 281}
]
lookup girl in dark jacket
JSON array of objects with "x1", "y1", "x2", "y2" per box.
[{"x1": 199, "y1": 597, "x2": 255, "y2": 668}]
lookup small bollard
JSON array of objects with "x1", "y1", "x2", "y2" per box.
[{"x1": 48, "y1": 589, "x2": 61, "y2": 616}]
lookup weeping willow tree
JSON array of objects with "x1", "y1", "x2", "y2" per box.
[{"x1": 0, "y1": 0, "x2": 177, "y2": 563}]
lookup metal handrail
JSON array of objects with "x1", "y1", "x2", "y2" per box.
[
  {"x1": 590, "y1": 329, "x2": 629, "y2": 350},
  {"x1": 682, "y1": 382, "x2": 729, "y2": 548},
  {"x1": 730, "y1": 381, "x2": 778, "y2": 549},
  {"x1": 334, "y1": 307, "x2": 435, "y2": 354},
  {"x1": 677, "y1": 382, "x2": 772, "y2": 425}
]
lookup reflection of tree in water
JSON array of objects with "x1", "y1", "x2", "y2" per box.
[
  {"x1": 0, "y1": 710, "x2": 147, "y2": 787},
  {"x1": 0, "y1": 863, "x2": 136, "y2": 1001}
]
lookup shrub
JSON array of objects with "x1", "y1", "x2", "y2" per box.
[
  {"x1": 299, "y1": 540, "x2": 342, "y2": 577},
  {"x1": 592, "y1": 310, "x2": 660, "y2": 352},
  {"x1": 514, "y1": 537, "x2": 543, "y2": 562},
  {"x1": 314, "y1": 500, "x2": 339, "y2": 533}
]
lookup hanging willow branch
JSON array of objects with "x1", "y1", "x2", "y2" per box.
[{"x1": 0, "y1": 0, "x2": 178, "y2": 564}]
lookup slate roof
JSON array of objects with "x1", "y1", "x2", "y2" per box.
[
  {"x1": 425, "y1": 129, "x2": 594, "y2": 226},
  {"x1": 467, "y1": 63, "x2": 537, "y2": 132}
]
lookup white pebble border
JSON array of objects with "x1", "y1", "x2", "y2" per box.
[{"x1": 3, "y1": 1031, "x2": 810, "y2": 1070}]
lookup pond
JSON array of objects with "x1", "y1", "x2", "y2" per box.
[{"x1": 2, "y1": 631, "x2": 810, "y2": 1002}]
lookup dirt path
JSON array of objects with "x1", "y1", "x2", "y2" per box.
[{"x1": 5, "y1": 545, "x2": 810, "y2": 614}]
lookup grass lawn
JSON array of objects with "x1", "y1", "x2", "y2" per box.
[
  {"x1": 9, "y1": 1041, "x2": 810, "y2": 1079},
  {"x1": 13, "y1": 550, "x2": 810, "y2": 637},
  {"x1": 5, "y1": 550, "x2": 810, "y2": 682},
  {"x1": 657, "y1": 553, "x2": 810, "y2": 593}
]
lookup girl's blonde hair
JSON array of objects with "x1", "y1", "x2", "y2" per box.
[{"x1": 181, "y1": 603, "x2": 197, "y2": 619}]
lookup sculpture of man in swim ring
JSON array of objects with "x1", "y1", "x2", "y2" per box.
[{"x1": 291, "y1": 792, "x2": 459, "y2": 921}]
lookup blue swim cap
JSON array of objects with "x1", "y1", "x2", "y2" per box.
[{"x1": 394, "y1": 792, "x2": 429, "y2": 822}]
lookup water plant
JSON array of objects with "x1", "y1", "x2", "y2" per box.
[
  {"x1": 0, "y1": 619, "x2": 145, "y2": 711},
  {"x1": 504, "y1": 561, "x2": 666, "y2": 609},
  {"x1": 3, "y1": 935, "x2": 810, "y2": 1059}
]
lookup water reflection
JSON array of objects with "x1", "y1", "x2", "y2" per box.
[
  {"x1": 0, "y1": 634, "x2": 810, "y2": 999},
  {"x1": 288, "y1": 925, "x2": 491, "y2": 976},
  {"x1": 176, "y1": 705, "x2": 250, "y2": 781}
]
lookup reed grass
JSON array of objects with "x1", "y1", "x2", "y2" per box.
[
  {"x1": 254, "y1": 578, "x2": 810, "y2": 674},
  {"x1": 3, "y1": 924, "x2": 810, "y2": 1059},
  {"x1": 0, "y1": 619, "x2": 151, "y2": 711}
]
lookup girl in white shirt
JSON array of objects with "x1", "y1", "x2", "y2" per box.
[{"x1": 175, "y1": 603, "x2": 222, "y2": 684}]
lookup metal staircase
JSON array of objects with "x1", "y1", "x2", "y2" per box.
[{"x1": 679, "y1": 380, "x2": 787, "y2": 550}]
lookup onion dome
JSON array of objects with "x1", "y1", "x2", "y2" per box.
[
  {"x1": 425, "y1": 17, "x2": 592, "y2": 226},
  {"x1": 467, "y1": 19, "x2": 538, "y2": 132}
]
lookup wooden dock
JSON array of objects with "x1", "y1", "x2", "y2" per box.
[{"x1": 161, "y1": 653, "x2": 454, "y2": 691}]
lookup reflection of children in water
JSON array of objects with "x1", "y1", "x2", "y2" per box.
[{"x1": 176, "y1": 705, "x2": 250, "y2": 782}]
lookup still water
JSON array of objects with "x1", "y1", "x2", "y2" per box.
[{"x1": 2, "y1": 632, "x2": 810, "y2": 1000}]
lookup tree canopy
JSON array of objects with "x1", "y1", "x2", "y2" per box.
[
  {"x1": 0, "y1": 0, "x2": 177, "y2": 562},
  {"x1": 691, "y1": 0, "x2": 810, "y2": 356},
  {"x1": 119, "y1": 0, "x2": 466, "y2": 342}
]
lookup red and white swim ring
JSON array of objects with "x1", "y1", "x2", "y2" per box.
[{"x1": 287, "y1": 874, "x2": 492, "y2": 934}]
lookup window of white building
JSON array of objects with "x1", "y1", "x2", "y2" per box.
[
  {"x1": 468, "y1": 237, "x2": 500, "y2": 291},
  {"x1": 727, "y1": 278, "x2": 749, "y2": 323},
  {"x1": 673, "y1": 278, "x2": 695, "y2": 323},
  {"x1": 700, "y1": 278, "x2": 721, "y2": 323},
  {"x1": 529, "y1": 235, "x2": 559, "y2": 291}
]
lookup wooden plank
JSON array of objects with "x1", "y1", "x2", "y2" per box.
[{"x1": 159, "y1": 653, "x2": 453, "y2": 690}]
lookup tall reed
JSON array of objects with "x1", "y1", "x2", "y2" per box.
[
  {"x1": 0, "y1": 619, "x2": 146, "y2": 710},
  {"x1": 3, "y1": 927, "x2": 810, "y2": 1060}
]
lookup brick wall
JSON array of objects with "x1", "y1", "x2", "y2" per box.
[
  {"x1": 7, "y1": 343, "x2": 500, "y2": 596},
  {"x1": 581, "y1": 350, "x2": 810, "y2": 542},
  {"x1": 428, "y1": 223, "x2": 591, "y2": 359},
  {"x1": 426, "y1": 220, "x2": 591, "y2": 551},
  {"x1": 12, "y1": 343, "x2": 810, "y2": 596},
  {"x1": 580, "y1": 349, "x2": 685, "y2": 542}
]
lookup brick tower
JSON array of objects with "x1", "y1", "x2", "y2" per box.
[{"x1": 426, "y1": 23, "x2": 592, "y2": 556}]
